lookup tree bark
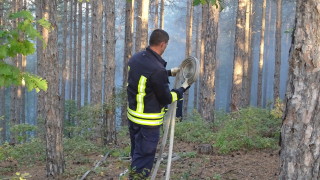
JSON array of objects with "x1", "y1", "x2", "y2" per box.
[
  {"x1": 231, "y1": 0, "x2": 247, "y2": 111},
  {"x1": 274, "y1": 0, "x2": 282, "y2": 101},
  {"x1": 199, "y1": 3, "x2": 219, "y2": 122},
  {"x1": 242, "y1": 0, "x2": 253, "y2": 107},
  {"x1": 103, "y1": 0, "x2": 116, "y2": 144},
  {"x1": 257, "y1": 0, "x2": 267, "y2": 107},
  {"x1": 154, "y1": 0, "x2": 159, "y2": 29},
  {"x1": 183, "y1": 0, "x2": 193, "y2": 119},
  {"x1": 10, "y1": 0, "x2": 17, "y2": 145},
  {"x1": 72, "y1": 0, "x2": 77, "y2": 102},
  {"x1": 193, "y1": 10, "x2": 201, "y2": 110},
  {"x1": 160, "y1": 0, "x2": 164, "y2": 29},
  {"x1": 121, "y1": 0, "x2": 134, "y2": 126},
  {"x1": 84, "y1": 2, "x2": 89, "y2": 105},
  {"x1": 280, "y1": 0, "x2": 320, "y2": 179},
  {"x1": 0, "y1": 87, "x2": 5, "y2": 142},
  {"x1": 60, "y1": 0, "x2": 68, "y2": 121},
  {"x1": 135, "y1": 0, "x2": 149, "y2": 52},
  {"x1": 90, "y1": 0, "x2": 103, "y2": 105},
  {"x1": 68, "y1": 0, "x2": 74, "y2": 102},
  {"x1": 41, "y1": 0, "x2": 65, "y2": 177},
  {"x1": 77, "y1": 0, "x2": 82, "y2": 109}
]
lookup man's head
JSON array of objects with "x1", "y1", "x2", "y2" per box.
[{"x1": 149, "y1": 29, "x2": 169, "y2": 55}]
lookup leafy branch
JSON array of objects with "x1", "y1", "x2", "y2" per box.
[{"x1": 0, "y1": 10, "x2": 51, "y2": 92}]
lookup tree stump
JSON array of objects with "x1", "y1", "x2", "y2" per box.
[{"x1": 197, "y1": 144, "x2": 213, "y2": 154}]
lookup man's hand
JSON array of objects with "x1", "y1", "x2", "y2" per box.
[
  {"x1": 170, "y1": 67, "x2": 180, "y2": 76},
  {"x1": 181, "y1": 78, "x2": 190, "y2": 92}
]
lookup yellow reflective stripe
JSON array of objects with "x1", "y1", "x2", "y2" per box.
[
  {"x1": 136, "y1": 76, "x2": 147, "y2": 113},
  {"x1": 171, "y1": 92, "x2": 178, "y2": 103},
  {"x1": 128, "y1": 108, "x2": 165, "y2": 119},
  {"x1": 128, "y1": 112, "x2": 163, "y2": 126}
]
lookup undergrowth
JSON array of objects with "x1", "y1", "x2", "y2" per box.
[{"x1": 175, "y1": 105, "x2": 282, "y2": 154}]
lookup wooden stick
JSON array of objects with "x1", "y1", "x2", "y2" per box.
[{"x1": 80, "y1": 151, "x2": 110, "y2": 180}]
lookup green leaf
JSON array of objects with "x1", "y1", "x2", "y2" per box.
[
  {"x1": 0, "y1": 46, "x2": 7, "y2": 59},
  {"x1": 193, "y1": 0, "x2": 201, "y2": 6},
  {"x1": 37, "y1": 18, "x2": 51, "y2": 29},
  {"x1": 9, "y1": 10, "x2": 33, "y2": 21}
]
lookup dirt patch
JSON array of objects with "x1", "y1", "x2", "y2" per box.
[{"x1": 2, "y1": 141, "x2": 279, "y2": 180}]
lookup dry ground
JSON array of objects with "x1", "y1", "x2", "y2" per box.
[{"x1": 2, "y1": 141, "x2": 279, "y2": 180}]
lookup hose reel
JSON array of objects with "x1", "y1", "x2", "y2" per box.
[{"x1": 178, "y1": 56, "x2": 200, "y2": 86}]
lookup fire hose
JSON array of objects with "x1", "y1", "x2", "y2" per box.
[{"x1": 151, "y1": 56, "x2": 200, "y2": 180}]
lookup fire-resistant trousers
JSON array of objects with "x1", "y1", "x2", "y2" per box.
[{"x1": 128, "y1": 120, "x2": 160, "y2": 178}]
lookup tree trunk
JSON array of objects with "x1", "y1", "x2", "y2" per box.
[
  {"x1": 160, "y1": 0, "x2": 164, "y2": 29},
  {"x1": 103, "y1": 0, "x2": 116, "y2": 144},
  {"x1": 154, "y1": 0, "x2": 159, "y2": 29},
  {"x1": 135, "y1": 0, "x2": 149, "y2": 52},
  {"x1": 77, "y1": 1, "x2": 82, "y2": 109},
  {"x1": 68, "y1": 0, "x2": 74, "y2": 102},
  {"x1": 72, "y1": 0, "x2": 77, "y2": 102},
  {"x1": 10, "y1": 0, "x2": 17, "y2": 145},
  {"x1": 257, "y1": 0, "x2": 267, "y2": 107},
  {"x1": 231, "y1": 0, "x2": 247, "y2": 111},
  {"x1": 0, "y1": 0, "x2": 5, "y2": 143},
  {"x1": 199, "y1": 3, "x2": 219, "y2": 122},
  {"x1": 84, "y1": 2, "x2": 89, "y2": 105},
  {"x1": 242, "y1": 0, "x2": 253, "y2": 107},
  {"x1": 121, "y1": 0, "x2": 134, "y2": 126},
  {"x1": 41, "y1": 0, "x2": 65, "y2": 177},
  {"x1": 61, "y1": 0, "x2": 68, "y2": 121},
  {"x1": 280, "y1": 0, "x2": 320, "y2": 179},
  {"x1": 90, "y1": 0, "x2": 103, "y2": 105},
  {"x1": 193, "y1": 11, "x2": 201, "y2": 110},
  {"x1": 183, "y1": 0, "x2": 193, "y2": 119},
  {"x1": 36, "y1": 0, "x2": 44, "y2": 139},
  {"x1": 274, "y1": 0, "x2": 282, "y2": 101},
  {"x1": 198, "y1": 4, "x2": 207, "y2": 114}
]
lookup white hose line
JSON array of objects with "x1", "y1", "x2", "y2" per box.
[
  {"x1": 151, "y1": 104, "x2": 174, "y2": 180},
  {"x1": 165, "y1": 101, "x2": 177, "y2": 180}
]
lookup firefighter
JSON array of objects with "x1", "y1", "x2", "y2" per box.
[{"x1": 127, "y1": 29, "x2": 190, "y2": 179}]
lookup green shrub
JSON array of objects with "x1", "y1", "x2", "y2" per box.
[
  {"x1": 214, "y1": 107, "x2": 281, "y2": 154},
  {"x1": 175, "y1": 110, "x2": 215, "y2": 144},
  {"x1": 0, "y1": 138, "x2": 45, "y2": 164},
  {"x1": 10, "y1": 123, "x2": 37, "y2": 143},
  {"x1": 63, "y1": 137, "x2": 106, "y2": 158}
]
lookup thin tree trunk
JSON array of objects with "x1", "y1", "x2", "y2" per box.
[
  {"x1": 103, "y1": 0, "x2": 116, "y2": 144},
  {"x1": 41, "y1": 0, "x2": 65, "y2": 177},
  {"x1": 193, "y1": 11, "x2": 200, "y2": 110},
  {"x1": 198, "y1": 4, "x2": 207, "y2": 114},
  {"x1": 199, "y1": 3, "x2": 219, "y2": 122},
  {"x1": 274, "y1": 0, "x2": 282, "y2": 101},
  {"x1": 231, "y1": 0, "x2": 247, "y2": 111},
  {"x1": 77, "y1": 1, "x2": 82, "y2": 109},
  {"x1": 91, "y1": 0, "x2": 103, "y2": 105},
  {"x1": 84, "y1": 2, "x2": 89, "y2": 105},
  {"x1": 257, "y1": 0, "x2": 267, "y2": 107},
  {"x1": 61, "y1": 0, "x2": 68, "y2": 121},
  {"x1": 135, "y1": 0, "x2": 149, "y2": 52},
  {"x1": 154, "y1": 0, "x2": 159, "y2": 29},
  {"x1": 280, "y1": 0, "x2": 320, "y2": 179},
  {"x1": 183, "y1": 0, "x2": 193, "y2": 119},
  {"x1": 89, "y1": 1, "x2": 94, "y2": 105},
  {"x1": 72, "y1": 0, "x2": 77, "y2": 102},
  {"x1": 242, "y1": 0, "x2": 253, "y2": 107},
  {"x1": 160, "y1": 0, "x2": 164, "y2": 29},
  {"x1": 0, "y1": 1, "x2": 4, "y2": 142},
  {"x1": 36, "y1": 0, "x2": 44, "y2": 139},
  {"x1": 68, "y1": 0, "x2": 74, "y2": 102},
  {"x1": 10, "y1": 0, "x2": 17, "y2": 145},
  {"x1": 262, "y1": 1, "x2": 272, "y2": 107},
  {"x1": 121, "y1": 0, "x2": 134, "y2": 126}
]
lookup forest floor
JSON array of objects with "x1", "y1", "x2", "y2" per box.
[{"x1": 2, "y1": 140, "x2": 280, "y2": 180}]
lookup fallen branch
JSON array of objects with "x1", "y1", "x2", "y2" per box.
[{"x1": 80, "y1": 151, "x2": 110, "y2": 180}]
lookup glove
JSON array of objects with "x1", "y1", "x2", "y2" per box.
[
  {"x1": 170, "y1": 67, "x2": 180, "y2": 77},
  {"x1": 181, "y1": 78, "x2": 190, "y2": 92}
]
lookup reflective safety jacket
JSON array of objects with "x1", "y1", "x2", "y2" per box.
[{"x1": 127, "y1": 47, "x2": 182, "y2": 126}]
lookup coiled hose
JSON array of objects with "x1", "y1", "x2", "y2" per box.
[{"x1": 151, "y1": 56, "x2": 200, "y2": 180}]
